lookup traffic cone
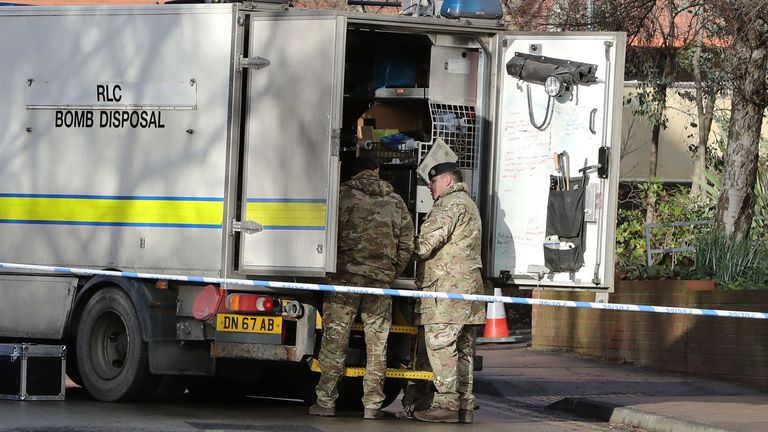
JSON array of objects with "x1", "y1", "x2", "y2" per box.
[{"x1": 478, "y1": 288, "x2": 510, "y2": 343}]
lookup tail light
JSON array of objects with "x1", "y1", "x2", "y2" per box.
[{"x1": 225, "y1": 294, "x2": 280, "y2": 314}]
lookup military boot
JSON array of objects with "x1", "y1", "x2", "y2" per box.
[
  {"x1": 308, "y1": 403, "x2": 335, "y2": 417},
  {"x1": 458, "y1": 408, "x2": 473, "y2": 424},
  {"x1": 363, "y1": 408, "x2": 385, "y2": 419},
  {"x1": 414, "y1": 407, "x2": 459, "y2": 423}
]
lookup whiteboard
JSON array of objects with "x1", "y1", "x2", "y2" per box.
[{"x1": 492, "y1": 34, "x2": 624, "y2": 289}]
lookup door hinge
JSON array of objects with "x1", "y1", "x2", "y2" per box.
[
  {"x1": 238, "y1": 55, "x2": 270, "y2": 70},
  {"x1": 232, "y1": 219, "x2": 264, "y2": 235},
  {"x1": 331, "y1": 129, "x2": 341, "y2": 157}
]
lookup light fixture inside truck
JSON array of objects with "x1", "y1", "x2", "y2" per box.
[
  {"x1": 506, "y1": 52, "x2": 598, "y2": 130},
  {"x1": 544, "y1": 75, "x2": 569, "y2": 98}
]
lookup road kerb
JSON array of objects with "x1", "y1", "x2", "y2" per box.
[{"x1": 549, "y1": 397, "x2": 736, "y2": 432}]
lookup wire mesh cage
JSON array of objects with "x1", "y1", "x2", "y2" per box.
[
  {"x1": 423, "y1": 103, "x2": 478, "y2": 169},
  {"x1": 360, "y1": 141, "x2": 419, "y2": 167}
]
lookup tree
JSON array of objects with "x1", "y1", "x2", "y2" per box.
[
  {"x1": 705, "y1": 1, "x2": 768, "y2": 239},
  {"x1": 675, "y1": 6, "x2": 729, "y2": 202},
  {"x1": 522, "y1": 0, "x2": 698, "y2": 225}
]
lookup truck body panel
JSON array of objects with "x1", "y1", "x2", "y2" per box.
[
  {"x1": 239, "y1": 15, "x2": 344, "y2": 276},
  {"x1": 0, "y1": 4, "x2": 236, "y2": 276},
  {"x1": 0, "y1": 275, "x2": 77, "y2": 339}
]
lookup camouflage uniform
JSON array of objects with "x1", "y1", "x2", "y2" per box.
[
  {"x1": 315, "y1": 170, "x2": 414, "y2": 410},
  {"x1": 414, "y1": 182, "x2": 485, "y2": 412},
  {"x1": 400, "y1": 328, "x2": 434, "y2": 415}
]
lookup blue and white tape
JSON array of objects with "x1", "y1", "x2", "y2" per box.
[{"x1": 1, "y1": 261, "x2": 767, "y2": 320}]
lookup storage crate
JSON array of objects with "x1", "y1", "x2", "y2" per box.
[
  {"x1": 0, "y1": 344, "x2": 66, "y2": 401},
  {"x1": 363, "y1": 141, "x2": 419, "y2": 167}
]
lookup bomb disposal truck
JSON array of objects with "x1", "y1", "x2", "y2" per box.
[{"x1": 0, "y1": 1, "x2": 625, "y2": 404}]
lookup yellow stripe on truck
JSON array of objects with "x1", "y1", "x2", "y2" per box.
[
  {"x1": 245, "y1": 201, "x2": 326, "y2": 228},
  {"x1": 0, "y1": 195, "x2": 223, "y2": 227}
]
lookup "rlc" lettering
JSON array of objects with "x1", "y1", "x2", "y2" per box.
[{"x1": 96, "y1": 84, "x2": 122, "y2": 102}]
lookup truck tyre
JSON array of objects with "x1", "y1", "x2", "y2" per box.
[{"x1": 76, "y1": 287, "x2": 157, "y2": 401}]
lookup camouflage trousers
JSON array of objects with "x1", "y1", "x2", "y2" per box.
[
  {"x1": 401, "y1": 327, "x2": 434, "y2": 414},
  {"x1": 314, "y1": 274, "x2": 392, "y2": 410},
  {"x1": 422, "y1": 323, "x2": 477, "y2": 411}
]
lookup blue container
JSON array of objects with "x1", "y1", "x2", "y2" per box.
[
  {"x1": 440, "y1": 0, "x2": 503, "y2": 19},
  {"x1": 375, "y1": 58, "x2": 417, "y2": 88}
]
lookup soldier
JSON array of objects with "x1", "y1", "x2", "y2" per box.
[
  {"x1": 309, "y1": 156, "x2": 414, "y2": 420},
  {"x1": 411, "y1": 162, "x2": 485, "y2": 424}
]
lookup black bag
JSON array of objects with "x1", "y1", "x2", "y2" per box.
[{"x1": 543, "y1": 174, "x2": 587, "y2": 273}]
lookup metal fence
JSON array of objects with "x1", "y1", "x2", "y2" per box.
[{"x1": 644, "y1": 217, "x2": 767, "y2": 266}]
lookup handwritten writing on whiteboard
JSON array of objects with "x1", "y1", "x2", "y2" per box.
[
  {"x1": 494, "y1": 91, "x2": 556, "y2": 273},
  {"x1": 550, "y1": 105, "x2": 595, "y2": 155},
  {"x1": 499, "y1": 110, "x2": 552, "y2": 193}
]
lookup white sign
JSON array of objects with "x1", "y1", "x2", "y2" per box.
[{"x1": 26, "y1": 81, "x2": 197, "y2": 110}]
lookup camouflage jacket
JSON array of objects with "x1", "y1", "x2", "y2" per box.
[
  {"x1": 335, "y1": 170, "x2": 415, "y2": 284},
  {"x1": 414, "y1": 182, "x2": 485, "y2": 325}
]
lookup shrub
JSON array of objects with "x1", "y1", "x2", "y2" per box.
[
  {"x1": 615, "y1": 181, "x2": 713, "y2": 273},
  {"x1": 694, "y1": 230, "x2": 768, "y2": 290}
]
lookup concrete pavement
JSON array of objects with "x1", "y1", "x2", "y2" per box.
[{"x1": 474, "y1": 345, "x2": 768, "y2": 432}]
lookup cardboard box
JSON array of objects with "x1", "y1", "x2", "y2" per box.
[
  {"x1": 356, "y1": 103, "x2": 425, "y2": 140},
  {"x1": 0, "y1": 344, "x2": 66, "y2": 400}
]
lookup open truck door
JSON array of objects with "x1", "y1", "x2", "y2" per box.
[
  {"x1": 490, "y1": 33, "x2": 626, "y2": 290},
  {"x1": 238, "y1": 15, "x2": 345, "y2": 276}
]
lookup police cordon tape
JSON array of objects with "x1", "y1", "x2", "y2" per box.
[{"x1": 2, "y1": 261, "x2": 767, "y2": 320}]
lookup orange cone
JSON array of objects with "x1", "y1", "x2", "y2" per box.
[{"x1": 482, "y1": 287, "x2": 509, "y2": 340}]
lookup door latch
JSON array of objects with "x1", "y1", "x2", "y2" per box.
[
  {"x1": 232, "y1": 219, "x2": 264, "y2": 235},
  {"x1": 238, "y1": 56, "x2": 270, "y2": 70}
]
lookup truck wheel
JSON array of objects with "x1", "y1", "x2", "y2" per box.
[{"x1": 76, "y1": 287, "x2": 156, "y2": 401}]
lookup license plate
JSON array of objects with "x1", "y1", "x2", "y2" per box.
[{"x1": 215, "y1": 314, "x2": 282, "y2": 334}]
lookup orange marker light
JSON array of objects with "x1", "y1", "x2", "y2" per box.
[{"x1": 225, "y1": 294, "x2": 275, "y2": 313}]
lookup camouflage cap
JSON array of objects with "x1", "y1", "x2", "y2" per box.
[{"x1": 428, "y1": 162, "x2": 459, "y2": 180}]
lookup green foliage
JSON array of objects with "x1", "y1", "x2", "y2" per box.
[
  {"x1": 623, "y1": 263, "x2": 696, "y2": 281},
  {"x1": 676, "y1": 43, "x2": 730, "y2": 95},
  {"x1": 694, "y1": 230, "x2": 768, "y2": 290},
  {"x1": 624, "y1": 85, "x2": 670, "y2": 129},
  {"x1": 615, "y1": 181, "x2": 714, "y2": 274},
  {"x1": 616, "y1": 174, "x2": 767, "y2": 288},
  {"x1": 692, "y1": 137, "x2": 768, "y2": 233}
]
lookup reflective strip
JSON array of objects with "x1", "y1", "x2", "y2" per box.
[
  {"x1": 0, "y1": 195, "x2": 223, "y2": 228},
  {"x1": 309, "y1": 358, "x2": 433, "y2": 380},
  {"x1": 351, "y1": 323, "x2": 418, "y2": 335},
  {"x1": 245, "y1": 200, "x2": 326, "y2": 229},
  {"x1": 2, "y1": 262, "x2": 767, "y2": 321}
]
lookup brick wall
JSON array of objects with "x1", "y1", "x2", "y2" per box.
[{"x1": 532, "y1": 280, "x2": 768, "y2": 389}]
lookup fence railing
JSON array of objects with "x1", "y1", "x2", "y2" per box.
[{"x1": 644, "y1": 217, "x2": 766, "y2": 267}]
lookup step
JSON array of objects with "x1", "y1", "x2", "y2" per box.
[{"x1": 309, "y1": 358, "x2": 432, "y2": 380}]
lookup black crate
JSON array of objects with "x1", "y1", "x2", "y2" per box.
[
  {"x1": 0, "y1": 344, "x2": 66, "y2": 401},
  {"x1": 362, "y1": 142, "x2": 419, "y2": 167}
]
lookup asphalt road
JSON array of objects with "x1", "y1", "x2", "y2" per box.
[{"x1": 0, "y1": 385, "x2": 645, "y2": 432}]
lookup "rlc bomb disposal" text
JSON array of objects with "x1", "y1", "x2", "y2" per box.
[{"x1": 54, "y1": 84, "x2": 166, "y2": 129}]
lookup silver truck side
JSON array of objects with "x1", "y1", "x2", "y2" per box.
[{"x1": 0, "y1": 2, "x2": 625, "y2": 404}]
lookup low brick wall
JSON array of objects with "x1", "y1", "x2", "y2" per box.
[{"x1": 532, "y1": 280, "x2": 768, "y2": 389}]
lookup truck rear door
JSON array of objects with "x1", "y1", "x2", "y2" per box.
[
  {"x1": 490, "y1": 33, "x2": 626, "y2": 290},
  {"x1": 238, "y1": 15, "x2": 345, "y2": 276}
]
